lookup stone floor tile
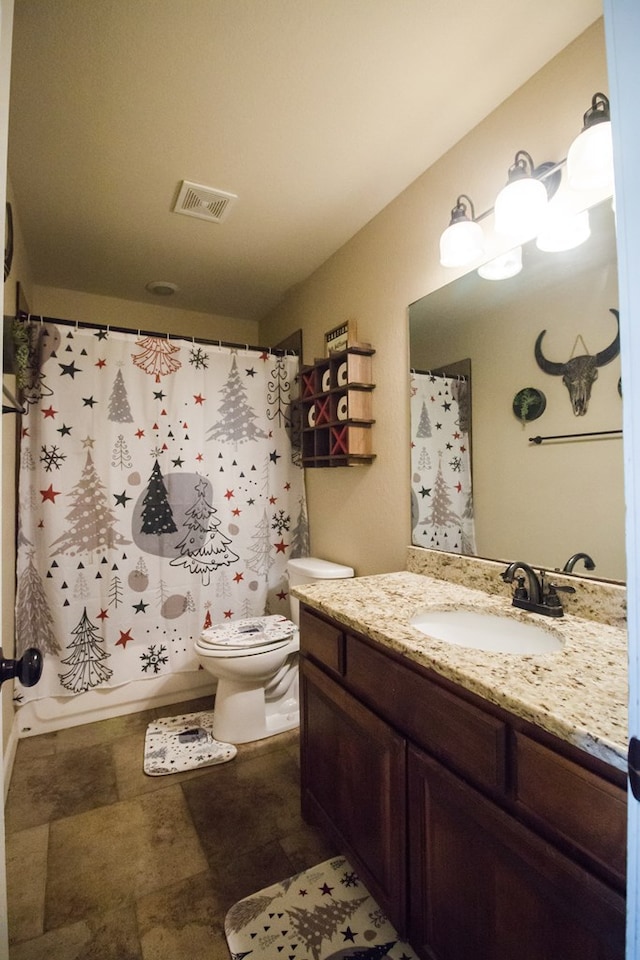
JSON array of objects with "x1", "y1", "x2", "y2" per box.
[
  {"x1": 229, "y1": 726, "x2": 299, "y2": 765},
  {"x1": 53, "y1": 709, "x2": 157, "y2": 753},
  {"x1": 278, "y1": 824, "x2": 339, "y2": 874},
  {"x1": 207, "y1": 839, "x2": 298, "y2": 912},
  {"x1": 6, "y1": 823, "x2": 48, "y2": 944},
  {"x1": 9, "y1": 904, "x2": 141, "y2": 960},
  {"x1": 136, "y1": 871, "x2": 230, "y2": 960},
  {"x1": 181, "y1": 747, "x2": 303, "y2": 864},
  {"x1": 10, "y1": 732, "x2": 57, "y2": 763},
  {"x1": 5, "y1": 743, "x2": 118, "y2": 834},
  {"x1": 45, "y1": 784, "x2": 208, "y2": 929}
]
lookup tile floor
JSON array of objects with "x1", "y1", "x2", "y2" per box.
[{"x1": 5, "y1": 697, "x2": 337, "y2": 959}]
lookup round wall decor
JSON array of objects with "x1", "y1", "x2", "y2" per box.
[{"x1": 512, "y1": 387, "x2": 546, "y2": 423}]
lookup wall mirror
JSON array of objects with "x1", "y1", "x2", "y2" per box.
[{"x1": 409, "y1": 198, "x2": 624, "y2": 582}]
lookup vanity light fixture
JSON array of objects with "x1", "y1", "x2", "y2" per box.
[
  {"x1": 477, "y1": 246, "x2": 522, "y2": 281},
  {"x1": 438, "y1": 194, "x2": 485, "y2": 268},
  {"x1": 494, "y1": 151, "x2": 554, "y2": 240},
  {"x1": 438, "y1": 91, "x2": 612, "y2": 276},
  {"x1": 566, "y1": 93, "x2": 614, "y2": 192}
]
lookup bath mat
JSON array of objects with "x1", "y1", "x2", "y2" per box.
[
  {"x1": 143, "y1": 710, "x2": 237, "y2": 776},
  {"x1": 225, "y1": 855, "x2": 419, "y2": 960}
]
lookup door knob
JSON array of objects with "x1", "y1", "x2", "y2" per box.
[{"x1": 0, "y1": 648, "x2": 43, "y2": 688}]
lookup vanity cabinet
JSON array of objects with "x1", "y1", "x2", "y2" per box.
[{"x1": 299, "y1": 605, "x2": 627, "y2": 960}]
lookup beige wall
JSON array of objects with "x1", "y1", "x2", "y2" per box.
[
  {"x1": 260, "y1": 20, "x2": 609, "y2": 579},
  {"x1": 28, "y1": 286, "x2": 259, "y2": 345}
]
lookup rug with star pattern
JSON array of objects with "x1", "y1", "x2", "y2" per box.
[
  {"x1": 224, "y1": 855, "x2": 419, "y2": 960},
  {"x1": 143, "y1": 710, "x2": 236, "y2": 775}
]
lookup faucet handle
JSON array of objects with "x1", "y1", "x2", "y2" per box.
[
  {"x1": 544, "y1": 581, "x2": 577, "y2": 608},
  {"x1": 513, "y1": 575, "x2": 528, "y2": 600}
]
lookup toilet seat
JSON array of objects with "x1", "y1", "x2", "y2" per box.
[{"x1": 196, "y1": 615, "x2": 298, "y2": 658}]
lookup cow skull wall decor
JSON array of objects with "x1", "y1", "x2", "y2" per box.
[{"x1": 534, "y1": 308, "x2": 620, "y2": 416}]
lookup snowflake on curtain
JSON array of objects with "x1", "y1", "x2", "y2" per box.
[
  {"x1": 39, "y1": 444, "x2": 67, "y2": 471},
  {"x1": 189, "y1": 346, "x2": 209, "y2": 369},
  {"x1": 271, "y1": 509, "x2": 291, "y2": 534},
  {"x1": 140, "y1": 644, "x2": 169, "y2": 674}
]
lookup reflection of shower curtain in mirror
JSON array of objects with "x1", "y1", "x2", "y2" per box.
[{"x1": 410, "y1": 372, "x2": 476, "y2": 554}]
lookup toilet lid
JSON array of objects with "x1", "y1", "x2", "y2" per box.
[{"x1": 199, "y1": 615, "x2": 296, "y2": 650}]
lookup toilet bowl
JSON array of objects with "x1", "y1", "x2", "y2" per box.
[{"x1": 195, "y1": 557, "x2": 354, "y2": 744}]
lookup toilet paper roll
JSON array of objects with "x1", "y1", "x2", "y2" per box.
[
  {"x1": 337, "y1": 395, "x2": 349, "y2": 421},
  {"x1": 321, "y1": 368, "x2": 331, "y2": 392},
  {"x1": 307, "y1": 405, "x2": 316, "y2": 427},
  {"x1": 337, "y1": 361, "x2": 348, "y2": 386}
]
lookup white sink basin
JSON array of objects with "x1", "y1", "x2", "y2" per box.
[{"x1": 409, "y1": 608, "x2": 563, "y2": 654}]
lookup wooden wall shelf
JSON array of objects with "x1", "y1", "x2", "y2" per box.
[{"x1": 298, "y1": 344, "x2": 375, "y2": 467}]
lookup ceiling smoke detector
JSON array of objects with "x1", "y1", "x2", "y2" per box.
[
  {"x1": 173, "y1": 180, "x2": 238, "y2": 223},
  {"x1": 146, "y1": 280, "x2": 179, "y2": 297}
]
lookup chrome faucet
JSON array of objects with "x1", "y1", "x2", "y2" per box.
[
  {"x1": 501, "y1": 561, "x2": 575, "y2": 618},
  {"x1": 562, "y1": 552, "x2": 595, "y2": 573}
]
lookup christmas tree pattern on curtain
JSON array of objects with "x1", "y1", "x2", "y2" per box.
[
  {"x1": 14, "y1": 322, "x2": 307, "y2": 702},
  {"x1": 410, "y1": 371, "x2": 476, "y2": 555}
]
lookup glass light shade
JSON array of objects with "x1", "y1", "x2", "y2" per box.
[
  {"x1": 439, "y1": 218, "x2": 485, "y2": 268},
  {"x1": 536, "y1": 208, "x2": 591, "y2": 253},
  {"x1": 494, "y1": 177, "x2": 548, "y2": 239},
  {"x1": 477, "y1": 246, "x2": 522, "y2": 281},
  {"x1": 566, "y1": 121, "x2": 614, "y2": 192}
]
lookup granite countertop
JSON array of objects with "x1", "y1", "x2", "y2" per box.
[{"x1": 292, "y1": 571, "x2": 628, "y2": 772}]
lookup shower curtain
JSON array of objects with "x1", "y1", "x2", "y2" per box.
[
  {"x1": 410, "y1": 371, "x2": 476, "y2": 555},
  {"x1": 13, "y1": 319, "x2": 308, "y2": 704}
]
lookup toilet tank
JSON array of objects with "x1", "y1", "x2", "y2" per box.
[{"x1": 287, "y1": 557, "x2": 354, "y2": 625}]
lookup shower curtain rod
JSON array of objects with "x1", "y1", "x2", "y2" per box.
[
  {"x1": 411, "y1": 367, "x2": 467, "y2": 380},
  {"x1": 17, "y1": 313, "x2": 297, "y2": 357}
]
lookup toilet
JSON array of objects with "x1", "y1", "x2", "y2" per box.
[{"x1": 194, "y1": 557, "x2": 354, "y2": 744}]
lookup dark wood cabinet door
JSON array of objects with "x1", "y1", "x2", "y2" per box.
[
  {"x1": 407, "y1": 744, "x2": 625, "y2": 960},
  {"x1": 300, "y1": 657, "x2": 407, "y2": 932}
]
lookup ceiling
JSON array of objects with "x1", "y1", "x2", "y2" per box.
[{"x1": 7, "y1": 0, "x2": 602, "y2": 324}]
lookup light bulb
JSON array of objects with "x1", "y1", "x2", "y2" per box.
[
  {"x1": 567, "y1": 121, "x2": 614, "y2": 192},
  {"x1": 494, "y1": 177, "x2": 548, "y2": 240},
  {"x1": 439, "y1": 218, "x2": 485, "y2": 268}
]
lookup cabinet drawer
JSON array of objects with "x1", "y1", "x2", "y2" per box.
[
  {"x1": 513, "y1": 732, "x2": 626, "y2": 889},
  {"x1": 347, "y1": 636, "x2": 507, "y2": 794},
  {"x1": 300, "y1": 606, "x2": 345, "y2": 676}
]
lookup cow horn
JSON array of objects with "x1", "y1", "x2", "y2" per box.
[
  {"x1": 595, "y1": 308, "x2": 620, "y2": 367},
  {"x1": 534, "y1": 330, "x2": 566, "y2": 376}
]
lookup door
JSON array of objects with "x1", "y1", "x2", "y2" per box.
[{"x1": 603, "y1": 4, "x2": 640, "y2": 958}]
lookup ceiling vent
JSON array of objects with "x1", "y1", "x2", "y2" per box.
[{"x1": 173, "y1": 180, "x2": 238, "y2": 223}]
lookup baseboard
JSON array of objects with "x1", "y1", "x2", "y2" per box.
[{"x1": 3, "y1": 709, "x2": 20, "y2": 802}]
